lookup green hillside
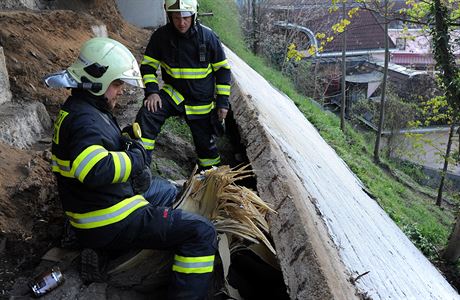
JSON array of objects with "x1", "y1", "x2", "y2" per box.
[{"x1": 198, "y1": 0, "x2": 458, "y2": 264}]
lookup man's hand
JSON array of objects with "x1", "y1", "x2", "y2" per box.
[
  {"x1": 217, "y1": 108, "x2": 228, "y2": 121},
  {"x1": 144, "y1": 93, "x2": 162, "y2": 112}
]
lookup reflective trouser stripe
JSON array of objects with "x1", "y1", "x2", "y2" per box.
[
  {"x1": 141, "y1": 55, "x2": 160, "y2": 69},
  {"x1": 184, "y1": 102, "x2": 215, "y2": 116},
  {"x1": 216, "y1": 84, "x2": 230, "y2": 96},
  {"x1": 198, "y1": 156, "x2": 221, "y2": 167},
  {"x1": 141, "y1": 137, "x2": 155, "y2": 150},
  {"x1": 143, "y1": 74, "x2": 158, "y2": 85},
  {"x1": 110, "y1": 151, "x2": 131, "y2": 183},
  {"x1": 161, "y1": 62, "x2": 212, "y2": 79},
  {"x1": 65, "y1": 195, "x2": 149, "y2": 229},
  {"x1": 162, "y1": 84, "x2": 185, "y2": 105},
  {"x1": 172, "y1": 254, "x2": 215, "y2": 274},
  {"x1": 212, "y1": 59, "x2": 230, "y2": 71}
]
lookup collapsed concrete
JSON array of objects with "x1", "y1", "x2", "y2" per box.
[
  {"x1": 0, "y1": 47, "x2": 51, "y2": 149},
  {"x1": 0, "y1": 47, "x2": 12, "y2": 105},
  {"x1": 226, "y1": 46, "x2": 459, "y2": 299}
]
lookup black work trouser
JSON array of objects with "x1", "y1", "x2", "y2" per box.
[
  {"x1": 106, "y1": 206, "x2": 217, "y2": 300},
  {"x1": 75, "y1": 180, "x2": 217, "y2": 300},
  {"x1": 135, "y1": 90, "x2": 219, "y2": 168}
]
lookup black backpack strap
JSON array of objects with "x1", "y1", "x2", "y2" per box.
[{"x1": 196, "y1": 21, "x2": 207, "y2": 63}]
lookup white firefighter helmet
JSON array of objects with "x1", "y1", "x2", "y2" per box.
[
  {"x1": 65, "y1": 37, "x2": 144, "y2": 96},
  {"x1": 164, "y1": 0, "x2": 197, "y2": 17}
]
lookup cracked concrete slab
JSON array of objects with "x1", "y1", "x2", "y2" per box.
[
  {"x1": 226, "y1": 46, "x2": 459, "y2": 300},
  {"x1": 0, "y1": 101, "x2": 52, "y2": 149}
]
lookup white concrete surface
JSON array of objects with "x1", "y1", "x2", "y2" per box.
[
  {"x1": 226, "y1": 46, "x2": 460, "y2": 299},
  {"x1": 0, "y1": 102, "x2": 52, "y2": 149},
  {"x1": 115, "y1": 0, "x2": 166, "y2": 28},
  {"x1": 0, "y1": 47, "x2": 12, "y2": 106}
]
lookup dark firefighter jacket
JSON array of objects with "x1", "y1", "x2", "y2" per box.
[
  {"x1": 141, "y1": 22, "x2": 231, "y2": 117},
  {"x1": 51, "y1": 90, "x2": 148, "y2": 234}
]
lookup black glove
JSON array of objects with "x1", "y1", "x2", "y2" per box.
[
  {"x1": 210, "y1": 109, "x2": 225, "y2": 137},
  {"x1": 122, "y1": 135, "x2": 149, "y2": 166},
  {"x1": 132, "y1": 165, "x2": 152, "y2": 194}
]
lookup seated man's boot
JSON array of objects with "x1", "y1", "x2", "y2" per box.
[{"x1": 80, "y1": 248, "x2": 107, "y2": 283}]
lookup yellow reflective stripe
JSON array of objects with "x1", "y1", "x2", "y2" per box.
[
  {"x1": 161, "y1": 62, "x2": 212, "y2": 79},
  {"x1": 72, "y1": 145, "x2": 109, "y2": 182},
  {"x1": 212, "y1": 59, "x2": 230, "y2": 71},
  {"x1": 51, "y1": 154, "x2": 73, "y2": 177},
  {"x1": 141, "y1": 55, "x2": 160, "y2": 69},
  {"x1": 216, "y1": 84, "x2": 230, "y2": 96},
  {"x1": 141, "y1": 137, "x2": 155, "y2": 150},
  {"x1": 184, "y1": 102, "x2": 215, "y2": 115},
  {"x1": 52, "y1": 110, "x2": 69, "y2": 145},
  {"x1": 65, "y1": 195, "x2": 149, "y2": 229},
  {"x1": 172, "y1": 255, "x2": 215, "y2": 274},
  {"x1": 143, "y1": 74, "x2": 158, "y2": 85},
  {"x1": 162, "y1": 84, "x2": 185, "y2": 105},
  {"x1": 110, "y1": 151, "x2": 132, "y2": 183},
  {"x1": 198, "y1": 156, "x2": 221, "y2": 167}
]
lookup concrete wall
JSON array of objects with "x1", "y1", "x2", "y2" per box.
[
  {"x1": 0, "y1": 47, "x2": 12, "y2": 106},
  {"x1": 115, "y1": 0, "x2": 165, "y2": 28},
  {"x1": 0, "y1": 0, "x2": 41, "y2": 10}
]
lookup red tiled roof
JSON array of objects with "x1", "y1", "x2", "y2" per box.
[
  {"x1": 301, "y1": 9, "x2": 396, "y2": 54},
  {"x1": 390, "y1": 53, "x2": 434, "y2": 65},
  {"x1": 324, "y1": 10, "x2": 395, "y2": 53}
]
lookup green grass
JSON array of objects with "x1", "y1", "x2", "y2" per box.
[
  {"x1": 199, "y1": 0, "x2": 457, "y2": 258},
  {"x1": 162, "y1": 116, "x2": 193, "y2": 141}
]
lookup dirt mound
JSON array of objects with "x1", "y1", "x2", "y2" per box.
[
  {"x1": 0, "y1": 2, "x2": 149, "y2": 117},
  {"x1": 0, "y1": 142, "x2": 62, "y2": 293}
]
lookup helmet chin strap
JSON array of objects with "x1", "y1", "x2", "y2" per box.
[{"x1": 80, "y1": 77, "x2": 102, "y2": 93}]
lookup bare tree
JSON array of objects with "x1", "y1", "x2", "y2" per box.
[
  {"x1": 373, "y1": 0, "x2": 389, "y2": 162},
  {"x1": 340, "y1": 1, "x2": 347, "y2": 132},
  {"x1": 444, "y1": 211, "x2": 460, "y2": 263}
]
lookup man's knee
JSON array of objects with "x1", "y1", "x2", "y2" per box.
[
  {"x1": 196, "y1": 218, "x2": 217, "y2": 246},
  {"x1": 180, "y1": 212, "x2": 217, "y2": 251}
]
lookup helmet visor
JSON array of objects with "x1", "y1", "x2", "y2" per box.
[
  {"x1": 44, "y1": 70, "x2": 79, "y2": 89},
  {"x1": 119, "y1": 65, "x2": 144, "y2": 88},
  {"x1": 179, "y1": 11, "x2": 194, "y2": 17},
  {"x1": 121, "y1": 78, "x2": 145, "y2": 88}
]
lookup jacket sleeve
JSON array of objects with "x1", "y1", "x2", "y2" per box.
[
  {"x1": 67, "y1": 116, "x2": 145, "y2": 187},
  {"x1": 209, "y1": 30, "x2": 231, "y2": 109},
  {"x1": 140, "y1": 30, "x2": 162, "y2": 97}
]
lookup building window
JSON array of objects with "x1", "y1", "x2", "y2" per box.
[{"x1": 396, "y1": 38, "x2": 406, "y2": 50}]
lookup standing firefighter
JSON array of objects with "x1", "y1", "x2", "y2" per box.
[
  {"x1": 46, "y1": 37, "x2": 217, "y2": 300},
  {"x1": 135, "y1": 0, "x2": 232, "y2": 169}
]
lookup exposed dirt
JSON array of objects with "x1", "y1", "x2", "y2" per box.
[
  {"x1": 0, "y1": 3, "x2": 149, "y2": 116},
  {"x1": 0, "y1": 143, "x2": 62, "y2": 295}
]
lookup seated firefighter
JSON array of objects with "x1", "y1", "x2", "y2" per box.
[{"x1": 45, "y1": 37, "x2": 217, "y2": 299}]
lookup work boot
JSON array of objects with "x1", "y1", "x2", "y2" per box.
[
  {"x1": 60, "y1": 220, "x2": 81, "y2": 249},
  {"x1": 80, "y1": 248, "x2": 107, "y2": 284}
]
